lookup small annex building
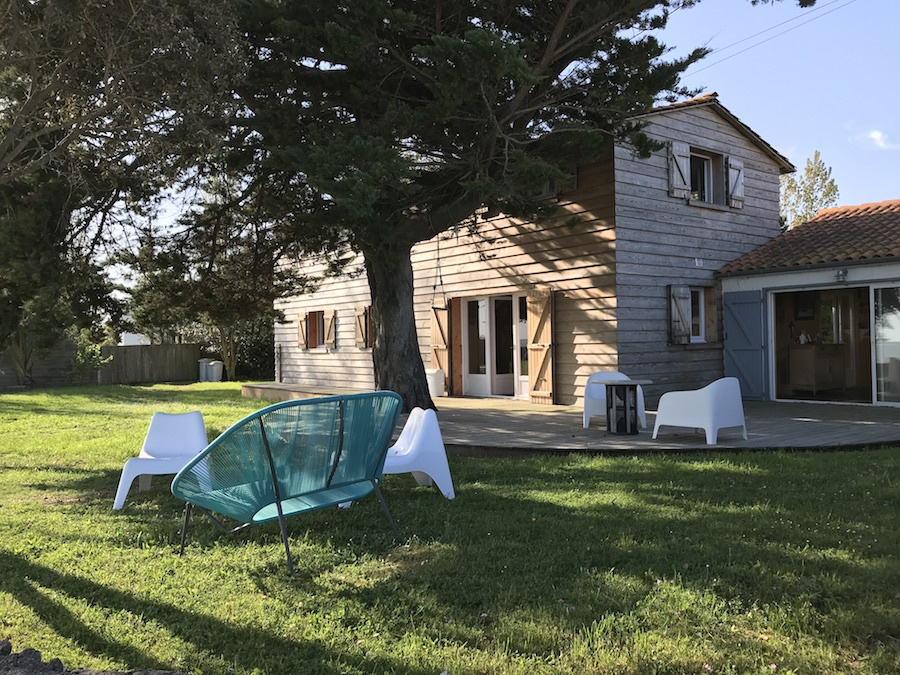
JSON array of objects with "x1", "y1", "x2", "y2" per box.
[
  {"x1": 274, "y1": 93, "x2": 794, "y2": 407},
  {"x1": 719, "y1": 199, "x2": 900, "y2": 406}
]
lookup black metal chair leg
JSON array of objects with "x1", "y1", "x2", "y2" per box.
[
  {"x1": 179, "y1": 503, "x2": 193, "y2": 555},
  {"x1": 276, "y1": 512, "x2": 295, "y2": 576},
  {"x1": 372, "y1": 481, "x2": 400, "y2": 539}
]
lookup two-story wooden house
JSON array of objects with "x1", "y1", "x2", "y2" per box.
[{"x1": 273, "y1": 93, "x2": 794, "y2": 407}]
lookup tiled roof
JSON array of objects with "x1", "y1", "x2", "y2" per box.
[
  {"x1": 635, "y1": 92, "x2": 795, "y2": 174},
  {"x1": 719, "y1": 200, "x2": 900, "y2": 276}
]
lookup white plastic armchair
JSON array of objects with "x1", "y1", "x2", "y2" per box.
[
  {"x1": 583, "y1": 371, "x2": 647, "y2": 429},
  {"x1": 383, "y1": 407, "x2": 455, "y2": 499},
  {"x1": 113, "y1": 411, "x2": 208, "y2": 510},
  {"x1": 652, "y1": 377, "x2": 748, "y2": 445}
]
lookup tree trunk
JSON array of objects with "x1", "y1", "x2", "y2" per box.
[
  {"x1": 216, "y1": 324, "x2": 237, "y2": 381},
  {"x1": 363, "y1": 239, "x2": 434, "y2": 412},
  {"x1": 10, "y1": 328, "x2": 36, "y2": 386}
]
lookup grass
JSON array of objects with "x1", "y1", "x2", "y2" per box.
[{"x1": 0, "y1": 383, "x2": 898, "y2": 674}]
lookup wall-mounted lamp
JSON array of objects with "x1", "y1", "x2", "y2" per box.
[{"x1": 835, "y1": 268, "x2": 848, "y2": 284}]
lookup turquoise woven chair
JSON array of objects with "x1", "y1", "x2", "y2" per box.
[{"x1": 171, "y1": 391, "x2": 403, "y2": 574}]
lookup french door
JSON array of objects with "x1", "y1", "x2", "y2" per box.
[{"x1": 462, "y1": 294, "x2": 529, "y2": 398}]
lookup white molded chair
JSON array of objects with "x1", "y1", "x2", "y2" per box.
[
  {"x1": 583, "y1": 371, "x2": 647, "y2": 429},
  {"x1": 113, "y1": 411, "x2": 208, "y2": 510},
  {"x1": 383, "y1": 407, "x2": 455, "y2": 499},
  {"x1": 652, "y1": 377, "x2": 748, "y2": 445}
]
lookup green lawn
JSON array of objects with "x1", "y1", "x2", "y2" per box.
[{"x1": 0, "y1": 383, "x2": 898, "y2": 674}]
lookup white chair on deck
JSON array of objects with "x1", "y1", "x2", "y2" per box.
[
  {"x1": 652, "y1": 377, "x2": 747, "y2": 445},
  {"x1": 383, "y1": 407, "x2": 455, "y2": 499},
  {"x1": 113, "y1": 411, "x2": 208, "y2": 510},
  {"x1": 583, "y1": 371, "x2": 647, "y2": 429}
]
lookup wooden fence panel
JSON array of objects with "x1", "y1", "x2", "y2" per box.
[{"x1": 98, "y1": 344, "x2": 201, "y2": 385}]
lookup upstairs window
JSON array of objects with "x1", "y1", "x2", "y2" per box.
[{"x1": 669, "y1": 141, "x2": 744, "y2": 209}]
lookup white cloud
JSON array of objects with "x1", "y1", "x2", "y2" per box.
[{"x1": 867, "y1": 130, "x2": 900, "y2": 151}]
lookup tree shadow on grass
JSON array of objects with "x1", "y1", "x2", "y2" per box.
[
  {"x1": 5, "y1": 450, "x2": 897, "y2": 671},
  {"x1": 309, "y1": 453, "x2": 900, "y2": 663},
  {"x1": 0, "y1": 550, "x2": 438, "y2": 675}
]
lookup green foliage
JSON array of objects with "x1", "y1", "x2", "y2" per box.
[
  {"x1": 69, "y1": 328, "x2": 113, "y2": 383},
  {"x1": 123, "y1": 176, "x2": 310, "y2": 378},
  {"x1": 780, "y1": 150, "x2": 840, "y2": 231},
  {"x1": 210, "y1": 0, "x2": 711, "y2": 407},
  {"x1": 0, "y1": 383, "x2": 897, "y2": 674},
  {"x1": 1, "y1": 0, "x2": 245, "y2": 382},
  {"x1": 0, "y1": 0, "x2": 244, "y2": 187}
]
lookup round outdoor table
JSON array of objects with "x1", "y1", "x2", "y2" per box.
[{"x1": 591, "y1": 378, "x2": 652, "y2": 435}]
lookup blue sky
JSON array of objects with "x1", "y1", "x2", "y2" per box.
[{"x1": 654, "y1": 0, "x2": 899, "y2": 208}]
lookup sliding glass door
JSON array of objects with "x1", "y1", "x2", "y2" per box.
[{"x1": 875, "y1": 286, "x2": 900, "y2": 403}]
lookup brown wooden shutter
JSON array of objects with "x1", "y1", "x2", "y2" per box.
[
  {"x1": 727, "y1": 156, "x2": 744, "y2": 208},
  {"x1": 430, "y1": 301, "x2": 450, "y2": 375},
  {"x1": 669, "y1": 285, "x2": 691, "y2": 345},
  {"x1": 527, "y1": 288, "x2": 554, "y2": 405},
  {"x1": 669, "y1": 141, "x2": 691, "y2": 199},
  {"x1": 324, "y1": 309, "x2": 336, "y2": 348},
  {"x1": 355, "y1": 306, "x2": 367, "y2": 348},
  {"x1": 297, "y1": 313, "x2": 308, "y2": 350}
]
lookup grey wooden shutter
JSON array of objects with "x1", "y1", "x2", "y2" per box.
[
  {"x1": 668, "y1": 141, "x2": 691, "y2": 199},
  {"x1": 669, "y1": 285, "x2": 691, "y2": 345},
  {"x1": 727, "y1": 156, "x2": 744, "y2": 209}
]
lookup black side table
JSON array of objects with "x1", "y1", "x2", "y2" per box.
[{"x1": 600, "y1": 379, "x2": 652, "y2": 435}]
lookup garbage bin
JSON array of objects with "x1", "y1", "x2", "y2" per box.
[
  {"x1": 198, "y1": 358, "x2": 214, "y2": 382},
  {"x1": 425, "y1": 368, "x2": 445, "y2": 398},
  {"x1": 208, "y1": 360, "x2": 225, "y2": 382}
]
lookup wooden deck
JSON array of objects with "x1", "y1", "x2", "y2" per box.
[{"x1": 242, "y1": 383, "x2": 900, "y2": 455}]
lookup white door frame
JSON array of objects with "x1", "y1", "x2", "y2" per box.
[{"x1": 461, "y1": 294, "x2": 524, "y2": 398}]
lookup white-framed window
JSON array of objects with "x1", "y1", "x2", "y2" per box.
[
  {"x1": 670, "y1": 285, "x2": 717, "y2": 345},
  {"x1": 690, "y1": 152, "x2": 716, "y2": 203},
  {"x1": 690, "y1": 287, "x2": 706, "y2": 343},
  {"x1": 669, "y1": 141, "x2": 744, "y2": 209}
]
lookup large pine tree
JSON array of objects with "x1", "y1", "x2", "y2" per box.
[{"x1": 223, "y1": 0, "x2": 707, "y2": 409}]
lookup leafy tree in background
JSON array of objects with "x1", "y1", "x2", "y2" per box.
[
  {"x1": 125, "y1": 175, "x2": 312, "y2": 379},
  {"x1": 780, "y1": 150, "x2": 840, "y2": 231},
  {"x1": 0, "y1": 0, "x2": 242, "y2": 382},
  {"x1": 0, "y1": 154, "x2": 122, "y2": 383},
  {"x1": 0, "y1": 0, "x2": 242, "y2": 187}
]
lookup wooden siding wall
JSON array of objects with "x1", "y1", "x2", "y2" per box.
[
  {"x1": 275, "y1": 104, "x2": 786, "y2": 407},
  {"x1": 274, "y1": 157, "x2": 621, "y2": 403},
  {"x1": 274, "y1": 258, "x2": 377, "y2": 390},
  {"x1": 613, "y1": 106, "x2": 784, "y2": 403},
  {"x1": 412, "y1": 157, "x2": 619, "y2": 405}
]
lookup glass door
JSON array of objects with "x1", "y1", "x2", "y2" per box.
[
  {"x1": 515, "y1": 295, "x2": 529, "y2": 399},
  {"x1": 464, "y1": 298, "x2": 490, "y2": 396},
  {"x1": 462, "y1": 294, "x2": 521, "y2": 397},
  {"x1": 773, "y1": 288, "x2": 871, "y2": 402},
  {"x1": 874, "y1": 286, "x2": 900, "y2": 403}
]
